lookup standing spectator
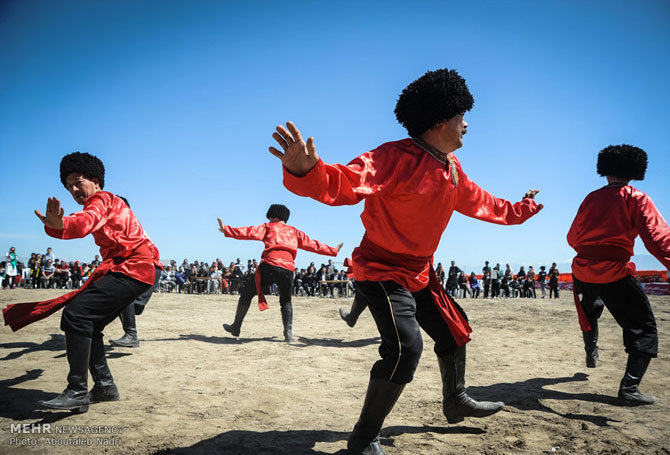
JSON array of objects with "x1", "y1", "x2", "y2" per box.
[
  {"x1": 482, "y1": 261, "x2": 491, "y2": 298},
  {"x1": 435, "y1": 263, "x2": 446, "y2": 288},
  {"x1": 44, "y1": 247, "x2": 55, "y2": 264},
  {"x1": 40, "y1": 259, "x2": 56, "y2": 288},
  {"x1": 537, "y1": 266, "x2": 547, "y2": 298},
  {"x1": 90, "y1": 254, "x2": 101, "y2": 267},
  {"x1": 4, "y1": 247, "x2": 19, "y2": 289},
  {"x1": 490, "y1": 264, "x2": 501, "y2": 298},
  {"x1": 446, "y1": 261, "x2": 462, "y2": 297},
  {"x1": 525, "y1": 266, "x2": 537, "y2": 298},
  {"x1": 548, "y1": 264, "x2": 560, "y2": 298}
]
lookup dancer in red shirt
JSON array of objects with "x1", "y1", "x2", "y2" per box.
[
  {"x1": 270, "y1": 69, "x2": 542, "y2": 455},
  {"x1": 218, "y1": 204, "x2": 342, "y2": 342},
  {"x1": 568, "y1": 144, "x2": 670, "y2": 405},
  {"x1": 3, "y1": 152, "x2": 162, "y2": 413}
]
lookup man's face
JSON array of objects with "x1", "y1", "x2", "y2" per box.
[
  {"x1": 65, "y1": 173, "x2": 101, "y2": 205},
  {"x1": 442, "y1": 113, "x2": 468, "y2": 150}
]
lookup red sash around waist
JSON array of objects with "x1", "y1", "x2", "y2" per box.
[
  {"x1": 358, "y1": 236, "x2": 472, "y2": 346},
  {"x1": 576, "y1": 245, "x2": 631, "y2": 261}
]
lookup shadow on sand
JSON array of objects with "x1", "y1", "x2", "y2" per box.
[
  {"x1": 0, "y1": 369, "x2": 83, "y2": 423},
  {"x1": 154, "y1": 425, "x2": 485, "y2": 455},
  {"x1": 468, "y1": 372, "x2": 621, "y2": 427},
  {"x1": 0, "y1": 333, "x2": 65, "y2": 361}
]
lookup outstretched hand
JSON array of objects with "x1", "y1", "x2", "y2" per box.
[
  {"x1": 335, "y1": 242, "x2": 344, "y2": 254},
  {"x1": 269, "y1": 121, "x2": 320, "y2": 177},
  {"x1": 523, "y1": 189, "x2": 544, "y2": 211},
  {"x1": 34, "y1": 197, "x2": 65, "y2": 230},
  {"x1": 217, "y1": 218, "x2": 226, "y2": 234}
]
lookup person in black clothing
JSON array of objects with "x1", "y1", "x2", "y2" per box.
[
  {"x1": 548, "y1": 263, "x2": 560, "y2": 298},
  {"x1": 482, "y1": 261, "x2": 491, "y2": 298}
]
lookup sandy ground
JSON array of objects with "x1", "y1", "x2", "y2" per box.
[{"x1": 1, "y1": 288, "x2": 669, "y2": 455}]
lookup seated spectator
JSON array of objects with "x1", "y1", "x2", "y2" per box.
[
  {"x1": 303, "y1": 265, "x2": 317, "y2": 296},
  {"x1": 208, "y1": 265, "x2": 222, "y2": 294},
  {"x1": 40, "y1": 259, "x2": 55, "y2": 288},
  {"x1": 70, "y1": 261, "x2": 82, "y2": 289},
  {"x1": 458, "y1": 272, "x2": 471, "y2": 298},
  {"x1": 54, "y1": 258, "x2": 70, "y2": 288},
  {"x1": 317, "y1": 265, "x2": 332, "y2": 297},
  {"x1": 160, "y1": 265, "x2": 177, "y2": 292},
  {"x1": 293, "y1": 268, "x2": 304, "y2": 296},
  {"x1": 81, "y1": 263, "x2": 92, "y2": 284},
  {"x1": 468, "y1": 272, "x2": 481, "y2": 298}
]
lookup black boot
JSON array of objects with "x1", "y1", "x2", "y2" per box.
[
  {"x1": 38, "y1": 332, "x2": 91, "y2": 413},
  {"x1": 88, "y1": 335, "x2": 120, "y2": 403},
  {"x1": 582, "y1": 318, "x2": 599, "y2": 368},
  {"x1": 340, "y1": 297, "x2": 368, "y2": 328},
  {"x1": 223, "y1": 297, "x2": 252, "y2": 337},
  {"x1": 438, "y1": 345, "x2": 504, "y2": 424},
  {"x1": 281, "y1": 304, "x2": 294, "y2": 343},
  {"x1": 618, "y1": 351, "x2": 657, "y2": 406},
  {"x1": 109, "y1": 304, "x2": 139, "y2": 348},
  {"x1": 347, "y1": 378, "x2": 405, "y2": 455}
]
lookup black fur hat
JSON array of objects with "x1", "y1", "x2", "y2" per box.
[
  {"x1": 60, "y1": 152, "x2": 106, "y2": 189},
  {"x1": 266, "y1": 204, "x2": 290, "y2": 222},
  {"x1": 394, "y1": 68, "x2": 474, "y2": 137},
  {"x1": 597, "y1": 145, "x2": 647, "y2": 180}
]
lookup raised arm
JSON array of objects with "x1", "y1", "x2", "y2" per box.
[
  {"x1": 295, "y1": 229, "x2": 343, "y2": 256},
  {"x1": 218, "y1": 219, "x2": 267, "y2": 241},
  {"x1": 36, "y1": 193, "x2": 110, "y2": 239},
  {"x1": 269, "y1": 121, "x2": 320, "y2": 177},
  {"x1": 454, "y1": 158, "x2": 543, "y2": 225},
  {"x1": 271, "y1": 122, "x2": 396, "y2": 206},
  {"x1": 634, "y1": 194, "x2": 670, "y2": 268}
]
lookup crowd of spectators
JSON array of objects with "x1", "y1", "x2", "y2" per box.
[
  {"x1": 3, "y1": 247, "x2": 667, "y2": 299},
  {"x1": 437, "y1": 260, "x2": 563, "y2": 299}
]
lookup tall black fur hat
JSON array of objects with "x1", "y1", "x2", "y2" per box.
[
  {"x1": 266, "y1": 204, "x2": 290, "y2": 222},
  {"x1": 394, "y1": 68, "x2": 474, "y2": 137},
  {"x1": 597, "y1": 145, "x2": 647, "y2": 180},
  {"x1": 60, "y1": 151, "x2": 106, "y2": 189}
]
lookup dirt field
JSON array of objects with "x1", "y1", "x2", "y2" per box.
[{"x1": 1, "y1": 288, "x2": 669, "y2": 455}]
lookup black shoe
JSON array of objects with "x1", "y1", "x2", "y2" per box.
[
  {"x1": 38, "y1": 389, "x2": 89, "y2": 413},
  {"x1": 109, "y1": 333, "x2": 139, "y2": 348},
  {"x1": 223, "y1": 323, "x2": 240, "y2": 337},
  {"x1": 618, "y1": 351, "x2": 657, "y2": 406},
  {"x1": 89, "y1": 384, "x2": 120, "y2": 403},
  {"x1": 583, "y1": 320, "x2": 599, "y2": 368},
  {"x1": 38, "y1": 332, "x2": 91, "y2": 413},
  {"x1": 348, "y1": 435, "x2": 385, "y2": 455},
  {"x1": 438, "y1": 345, "x2": 504, "y2": 424},
  {"x1": 347, "y1": 378, "x2": 405, "y2": 455},
  {"x1": 340, "y1": 308, "x2": 356, "y2": 328},
  {"x1": 110, "y1": 305, "x2": 139, "y2": 347},
  {"x1": 281, "y1": 305, "x2": 294, "y2": 343},
  {"x1": 618, "y1": 387, "x2": 657, "y2": 406}
]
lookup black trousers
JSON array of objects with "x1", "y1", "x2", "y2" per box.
[
  {"x1": 573, "y1": 275, "x2": 658, "y2": 357},
  {"x1": 61, "y1": 272, "x2": 152, "y2": 338},
  {"x1": 239, "y1": 262, "x2": 294, "y2": 309},
  {"x1": 133, "y1": 266, "x2": 161, "y2": 315},
  {"x1": 356, "y1": 280, "x2": 465, "y2": 384}
]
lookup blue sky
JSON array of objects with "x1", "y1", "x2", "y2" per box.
[{"x1": 1, "y1": 0, "x2": 668, "y2": 273}]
